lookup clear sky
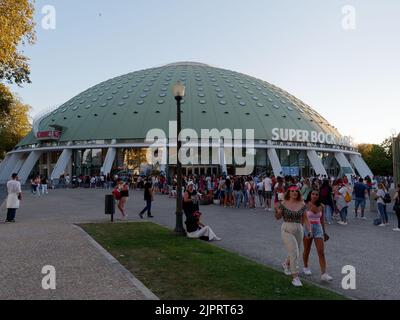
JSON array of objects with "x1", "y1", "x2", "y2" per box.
[{"x1": 11, "y1": 0, "x2": 400, "y2": 145}]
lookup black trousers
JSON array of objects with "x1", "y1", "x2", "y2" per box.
[
  {"x1": 396, "y1": 211, "x2": 400, "y2": 228},
  {"x1": 6, "y1": 208, "x2": 17, "y2": 222},
  {"x1": 140, "y1": 199, "x2": 152, "y2": 216}
]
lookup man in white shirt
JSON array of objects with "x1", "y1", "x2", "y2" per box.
[
  {"x1": 263, "y1": 174, "x2": 273, "y2": 211},
  {"x1": 6, "y1": 173, "x2": 22, "y2": 223}
]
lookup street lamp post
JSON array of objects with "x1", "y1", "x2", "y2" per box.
[{"x1": 173, "y1": 82, "x2": 186, "y2": 234}]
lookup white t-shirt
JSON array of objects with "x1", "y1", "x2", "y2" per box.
[
  {"x1": 263, "y1": 177, "x2": 272, "y2": 192},
  {"x1": 376, "y1": 189, "x2": 386, "y2": 205}
]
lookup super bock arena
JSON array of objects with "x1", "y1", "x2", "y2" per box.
[{"x1": 0, "y1": 62, "x2": 373, "y2": 184}]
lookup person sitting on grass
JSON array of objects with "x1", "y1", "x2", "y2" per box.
[{"x1": 185, "y1": 211, "x2": 222, "y2": 242}]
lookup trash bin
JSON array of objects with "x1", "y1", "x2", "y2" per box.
[{"x1": 105, "y1": 194, "x2": 115, "y2": 221}]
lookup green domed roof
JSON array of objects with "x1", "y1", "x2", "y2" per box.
[{"x1": 19, "y1": 62, "x2": 342, "y2": 146}]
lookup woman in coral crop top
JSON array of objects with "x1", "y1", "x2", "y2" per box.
[{"x1": 303, "y1": 189, "x2": 333, "y2": 282}]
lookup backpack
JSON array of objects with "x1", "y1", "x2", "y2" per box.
[
  {"x1": 383, "y1": 193, "x2": 391, "y2": 204},
  {"x1": 344, "y1": 190, "x2": 352, "y2": 203}
]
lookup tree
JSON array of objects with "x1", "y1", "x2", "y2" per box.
[
  {"x1": 0, "y1": 0, "x2": 36, "y2": 85},
  {"x1": 0, "y1": 96, "x2": 32, "y2": 158},
  {"x1": 358, "y1": 142, "x2": 392, "y2": 176},
  {"x1": 0, "y1": 83, "x2": 14, "y2": 113}
]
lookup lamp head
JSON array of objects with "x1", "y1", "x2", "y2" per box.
[{"x1": 172, "y1": 81, "x2": 185, "y2": 98}]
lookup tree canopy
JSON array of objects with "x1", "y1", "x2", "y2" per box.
[
  {"x1": 0, "y1": 0, "x2": 36, "y2": 85},
  {"x1": 0, "y1": 93, "x2": 32, "y2": 158},
  {"x1": 358, "y1": 140, "x2": 393, "y2": 176}
]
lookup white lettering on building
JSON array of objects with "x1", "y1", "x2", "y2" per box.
[{"x1": 271, "y1": 128, "x2": 351, "y2": 146}]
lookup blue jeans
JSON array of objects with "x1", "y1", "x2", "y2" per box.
[
  {"x1": 377, "y1": 203, "x2": 388, "y2": 224},
  {"x1": 242, "y1": 190, "x2": 248, "y2": 207},
  {"x1": 140, "y1": 199, "x2": 152, "y2": 216},
  {"x1": 354, "y1": 198, "x2": 366, "y2": 214},
  {"x1": 340, "y1": 207, "x2": 348, "y2": 222},
  {"x1": 236, "y1": 191, "x2": 243, "y2": 208},
  {"x1": 324, "y1": 205, "x2": 333, "y2": 224}
]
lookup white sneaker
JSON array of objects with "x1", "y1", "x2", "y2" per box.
[
  {"x1": 282, "y1": 263, "x2": 291, "y2": 276},
  {"x1": 321, "y1": 273, "x2": 333, "y2": 282},
  {"x1": 337, "y1": 221, "x2": 347, "y2": 225},
  {"x1": 393, "y1": 228, "x2": 400, "y2": 232},
  {"x1": 292, "y1": 277, "x2": 303, "y2": 287},
  {"x1": 378, "y1": 224, "x2": 386, "y2": 227},
  {"x1": 361, "y1": 217, "x2": 367, "y2": 220},
  {"x1": 303, "y1": 267, "x2": 312, "y2": 276}
]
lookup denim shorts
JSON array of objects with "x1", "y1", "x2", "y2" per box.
[{"x1": 304, "y1": 223, "x2": 324, "y2": 239}]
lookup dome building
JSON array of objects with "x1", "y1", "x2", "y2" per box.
[{"x1": 0, "y1": 62, "x2": 373, "y2": 184}]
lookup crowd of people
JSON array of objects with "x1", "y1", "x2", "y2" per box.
[
  {"x1": 27, "y1": 171, "x2": 398, "y2": 230},
  {"x1": 7, "y1": 170, "x2": 399, "y2": 287}
]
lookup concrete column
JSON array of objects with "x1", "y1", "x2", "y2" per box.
[
  {"x1": 18, "y1": 151, "x2": 43, "y2": 185},
  {"x1": 0, "y1": 153, "x2": 25, "y2": 184},
  {"x1": 267, "y1": 148, "x2": 283, "y2": 177},
  {"x1": 334, "y1": 152, "x2": 355, "y2": 175},
  {"x1": 160, "y1": 146, "x2": 168, "y2": 174},
  {"x1": 306, "y1": 150, "x2": 328, "y2": 177},
  {"x1": 101, "y1": 148, "x2": 117, "y2": 176},
  {"x1": 11, "y1": 156, "x2": 26, "y2": 175},
  {"x1": 219, "y1": 145, "x2": 227, "y2": 175},
  {"x1": 50, "y1": 149, "x2": 72, "y2": 180},
  {"x1": 0, "y1": 154, "x2": 12, "y2": 184},
  {"x1": 350, "y1": 154, "x2": 373, "y2": 178}
]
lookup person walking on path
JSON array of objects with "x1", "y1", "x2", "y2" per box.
[
  {"x1": 139, "y1": 178, "x2": 154, "y2": 219},
  {"x1": 119, "y1": 181, "x2": 130, "y2": 219},
  {"x1": 336, "y1": 179, "x2": 351, "y2": 225},
  {"x1": 263, "y1": 173, "x2": 273, "y2": 211},
  {"x1": 319, "y1": 179, "x2": 334, "y2": 225},
  {"x1": 301, "y1": 178, "x2": 312, "y2": 201},
  {"x1": 303, "y1": 190, "x2": 333, "y2": 282},
  {"x1": 393, "y1": 184, "x2": 400, "y2": 232},
  {"x1": 376, "y1": 183, "x2": 389, "y2": 226},
  {"x1": 5, "y1": 173, "x2": 22, "y2": 223},
  {"x1": 112, "y1": 180, "x2": 127, "y2": 220},
  {"x1": 40, "y1": 175, "x2": 49, "y2": 195},
  {"x1": 275, "y1": 185, "x2": 309, "y2": 287},
  {"x1": 353, "y1": 178, "x2": 368, "y2": 219}
]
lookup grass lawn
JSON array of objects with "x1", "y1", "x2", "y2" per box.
[{"x1": 80, "y1": 222, "x2": 346, "y2": 300}]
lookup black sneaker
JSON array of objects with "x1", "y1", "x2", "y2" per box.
[
  {"x1": 148, "y1": 215, "x2": 154, "y2": 218},
  {"x1": 138, "y1": 213, "x2": 144, "y2": 219}
]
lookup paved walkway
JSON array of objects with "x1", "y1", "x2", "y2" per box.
[
  {"x1": 1, "y1": 188, "x2": 399, "y2": 300},
  {"x1": 0, "y1": 190, "x2": 158, "y2": 300}
]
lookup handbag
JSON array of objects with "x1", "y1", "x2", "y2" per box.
[{"x1": 324, "y1": 233, "x2": 330, "y2": 242}]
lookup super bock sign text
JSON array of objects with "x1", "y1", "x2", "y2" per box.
[{"x1": 271, "y1": 128, "x2": 352, "y2": 146}]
